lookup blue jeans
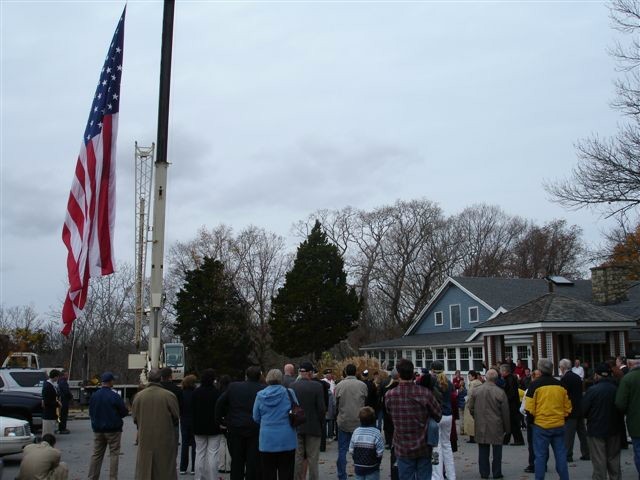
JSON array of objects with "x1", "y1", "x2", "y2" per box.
[
  {"x1": 532, "y1": 424, "x2": 568, "y2": 480},
  {"x1": 632, "y1": 437, "x2": 640, "y2": 477},
  {"x1": 396, "y1": 456, "x2": 432, "y2": 480},
  {"x1": 376, "y1": 410, "x2": 384, "y2": 431},
  {"x1": 337, "y1": 430, "x2": 353, "y2": 480},
  {"x1": 355, "y1": 471, "x2": 380, "y2": 480}
]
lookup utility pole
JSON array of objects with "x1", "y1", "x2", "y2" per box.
[{"x1": 149, "y1": 0, "x2": 175, "y2": 370}]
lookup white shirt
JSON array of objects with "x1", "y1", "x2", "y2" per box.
[{"x1": 571, "y1": 366, "x2": 584, "y2": 379}]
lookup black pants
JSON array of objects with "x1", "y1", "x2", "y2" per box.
[
  {"x1": 260, "y1": 450, "x2": 295, "y2": 480},
  {"x1": 478, "y1": 443, "x2": 503, "y2": 478},
  {"x1": 58, "y1": 402, "x2": 69, "y2": 431},
  {"x1": 504, "y1": 410, "x2": 524, "y2": 444},
  {"x1": 228, "y1": 431, "x2": 261, "y2": 480},
  {"x1": 179, "y1": 421, "x2": 196, "y2": 472}
]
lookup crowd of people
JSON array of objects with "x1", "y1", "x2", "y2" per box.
[{"x1": 13, "y1": 352, "x2": 640, "y2": 480}]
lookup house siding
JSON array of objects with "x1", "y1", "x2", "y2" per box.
[{"x1": 413, "y1": 285, "x2": 493, "y2": 334}]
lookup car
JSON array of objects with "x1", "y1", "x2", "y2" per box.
[
  {"x1": 0, "y1": 368, "x2": 48, "y2": 394},
  {"x1": 0, "y1": 391, "x2": 43, "y2": 431},
  {"x1": 0, "y1": 416, "x2": 35, "y2": 456}
]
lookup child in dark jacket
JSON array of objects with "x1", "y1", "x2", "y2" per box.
[{"x1": 349, "y1": 407, "x2": 384, "y2": 480}]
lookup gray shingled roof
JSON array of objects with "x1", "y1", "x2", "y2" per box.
[
  {"x1": 478, "y1": 293, "x2": 635, "y2": 328},
  {"x1": 453, "y1": 277, "x2": 640, "y2": 319},
  {"x1": 361, "y1": 330, "x2": 478, "y2": 349}
]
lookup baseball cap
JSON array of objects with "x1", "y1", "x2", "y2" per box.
[
  {"x1": 299, "y1": 362, "x2": 314, "y2": 373},
  {"x1": 101, "y1": 371, "x2": 115, "y2": 383}
]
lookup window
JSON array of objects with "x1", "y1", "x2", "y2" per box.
[
  {"x1": 450, "y1": 305, "x2": 461, "y2": 329},
  {"x1": 435, "y1": 311, "x2": 443, "y2": 326},
  {"x1": 424, "y1": 349, "x2": 434, "y2": 371},
  {"x1": 415, "y1": 349, "x2": 424, "y2": 368},
  {"x1": 460, "y1": 348, "x2": 470, "y2": 371},
  {"x1": 472, "y1": 347, "x2": 484, "y2": 371},
  {"x1": 447, "y1": 348, "x2": 457, "y2": 371},
  {"x1": 517, "y1": 345, "x2": 529, "y2": 361},
  {"x1": 10, "y1": 371, "x2": 47, "y2": 387},
  {"x1": 469, "y1": 306, "x2": 479, "y2": 323},
  {"x1": 405, "y1": 350, "x2": 413, "y2": 362},
  {"x1": 436, "y1": 348, "x2": 445, "y2": 360},
  {"x1": 380, "y1": 351, "x2": 386, "y2": 362}
]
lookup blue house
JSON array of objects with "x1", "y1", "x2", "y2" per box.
[{"x1": 360, "y1": 266, "x2": 640, "y2": 374}]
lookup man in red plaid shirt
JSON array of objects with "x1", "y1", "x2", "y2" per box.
[{"x1": 385, "y1": 359, "x2": 442, "y2": 479}]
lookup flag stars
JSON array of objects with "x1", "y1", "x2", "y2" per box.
[
  {"x1": 117, "y1": 65, "x2": 122, "y2": 71},
  {"x1": 115, "y1": 47, "x2": 121, "y2": 54},
  {"x1": 112, "y1": 93, "x2": 119, "y2": 100},
  {"x1": 98, "y1": 122, "x2": 103, "y2": 129},
  {"x1": 102, "y1": 80, "x2": 107, "y2": 86},
  {"x1": 111, "y1": 75, "x2": 116, "y2": 81},
  {"x1": 107, "y1": 104, "x2": 113, "y2": 110},
  {"x1": 106, "y1": 67, "x2": 111, "y2": 73}
]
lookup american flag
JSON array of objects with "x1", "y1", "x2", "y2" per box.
[{"x1": 62, "y1": 9, "x2": 126, "y2": 335}]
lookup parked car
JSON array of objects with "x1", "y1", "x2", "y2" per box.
[
  {"x1": 0, "y1": 368, "x2": 48, "y2": 394},
  {"x1": 0, "y1": 391, "x2": 43, "y2": 431},
  {"x1": 0, "y1": 416, "x2": 35, "y2": 456}
]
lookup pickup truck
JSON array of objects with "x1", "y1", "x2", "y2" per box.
[{"x1": 0, "y1": 391, "x2": 43, "y2": 431}]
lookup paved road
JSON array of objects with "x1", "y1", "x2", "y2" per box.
[{"x1": 2, "y1": 416, "x2": 638, "y2": 479}]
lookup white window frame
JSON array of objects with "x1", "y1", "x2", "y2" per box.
[
  {"x1": 450, "y1": 304, "x2": 461, "y2": 330},
  {"x1": 435, "y1": 311, "x2": 444, "y2": 326},
  {"x1": 469, "y1": 306, "x2": 479, "y2": 323}
]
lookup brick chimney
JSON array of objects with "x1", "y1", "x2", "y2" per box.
[{"x1": 590, "y1": 265, "x2": 628, "y2": 305}]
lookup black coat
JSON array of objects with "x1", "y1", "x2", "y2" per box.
[
  {"x1": 42, "y1": 381, "x2": 58, "y2": 420},
  {"x1": 581, "y1": 377, "x2": 624, "y2": 438},
  {"x1": 561, "y1": 370, "x2": 583, "y2": 419},
  {"x1": 193, "y1": 385, "x2": 221, "y2": 435},
  {"x1": 215, "y1": 380, "x2": 264, "y2": 436},
  {"x1": 161, "y1": 380, "x2": 184, "y2": 415}
]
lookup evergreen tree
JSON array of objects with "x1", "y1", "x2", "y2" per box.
[
  {"x1": 270, "y1": 220, "x2": 360, "y2": 359},
  {"x1": 174, "y1": 257, "x2": 253, "y2": 378}
]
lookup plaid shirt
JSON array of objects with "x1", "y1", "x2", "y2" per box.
[{"x1": 385, "y1": 382, "x2": 442, "y2": 458}]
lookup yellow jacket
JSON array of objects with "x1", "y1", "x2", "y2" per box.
[{"x1": 525, "y1": 374, "x2": 572, "y2": 429}]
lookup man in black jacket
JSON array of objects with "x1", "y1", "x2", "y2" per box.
[
  {"x1": 500, "y1": 364, "x2": 524, "y2": 445},
  {"x1": 582, "y1": 362, "x2": 623, "y2": 480},
  {"x1": 215, "y1": 366, "x2": 264, "y2": 480},
  {"x1": 56, "y1": 370, "x2": 72, "y2": 434},
  {"x1": 193, "y1": 368, "x2": 222, "y2": 479},
  {"x1": 291, "y1": 362, "x2": 326, "y2": 480},
  {"x1": 42, "y1": 369, "x2": 60, "y2": 437},
  {"x1": 559, "y1": 358, "x2": 589, "y2": 462}
]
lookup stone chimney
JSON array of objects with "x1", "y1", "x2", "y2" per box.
[{"x1": 590, "y1": 265, "x2": 628, "y2": 305}]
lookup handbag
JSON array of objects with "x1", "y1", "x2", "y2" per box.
[{"x1": 286, "y1": 388, "x2": 306, "y2": 427}]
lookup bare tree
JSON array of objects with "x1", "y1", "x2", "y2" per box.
[
  {"x1": 546, "y1": 0, "x2": 640, "y2": 219},
  {"x1": 509, "y1": 220, "x2": 586, "y2": 278},
  {"x1": 453, "y1": 204, "x2": 527, "y2": 277}
]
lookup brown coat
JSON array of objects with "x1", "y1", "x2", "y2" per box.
[
  {"x1": 132, "y1": 382, "x2": 180, "y2": 480},
  {"x1": 468, "y1": 381, "x2": 510, "y2": 445},
  {"x1": 463, "y1": 378, "x2": 483, "y2": 436}
]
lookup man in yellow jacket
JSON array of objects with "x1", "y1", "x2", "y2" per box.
[{"x1": 525, "y1": 358, "x2": 572, "y2": 480}]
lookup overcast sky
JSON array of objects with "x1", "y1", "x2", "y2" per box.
[{"x1": 0, "y1": 1, "x2": 623, "y2": 320}]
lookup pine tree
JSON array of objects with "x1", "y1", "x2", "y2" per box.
[
  {"x1": 269, "y1": 220, "x2": 360, "y2": 359},
  {"x1": 174, "y1": 257, "x2": 253, "y2": 378}
]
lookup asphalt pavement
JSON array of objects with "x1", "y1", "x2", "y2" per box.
[{"x1": 1, "y1": 416, "x2": 638, "y2": 479}]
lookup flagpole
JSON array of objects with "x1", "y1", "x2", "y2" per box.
[{"x1": 149, "y1": 0, "x2": 175, "y2": 370}]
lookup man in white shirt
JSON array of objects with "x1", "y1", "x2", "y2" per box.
[{"x1": 571, "y1": 359, "x2": 585, "y2": 379}]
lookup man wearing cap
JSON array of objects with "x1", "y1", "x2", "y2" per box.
[
  {"x1": 88, "y1": 372, "x2": 129, "y2": 480},
  {"x1": 334, "y1": 363, "x2": 368, "y2": 480},
  {"x1": 291, "y1": 361, "x2": 326, "y2": 480},
  {"x1": 42, "y1": 369, "x2": 61, "y2": 437},
  {"x1": 362, "y1": 370, "x2": 378, "y2": 411},
  {"x1": 615, "y1": 351, "x2": 640, "y2": 477},
  {"x1": 582, "y1": 362, "x2": 624, "y2": 480}
]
